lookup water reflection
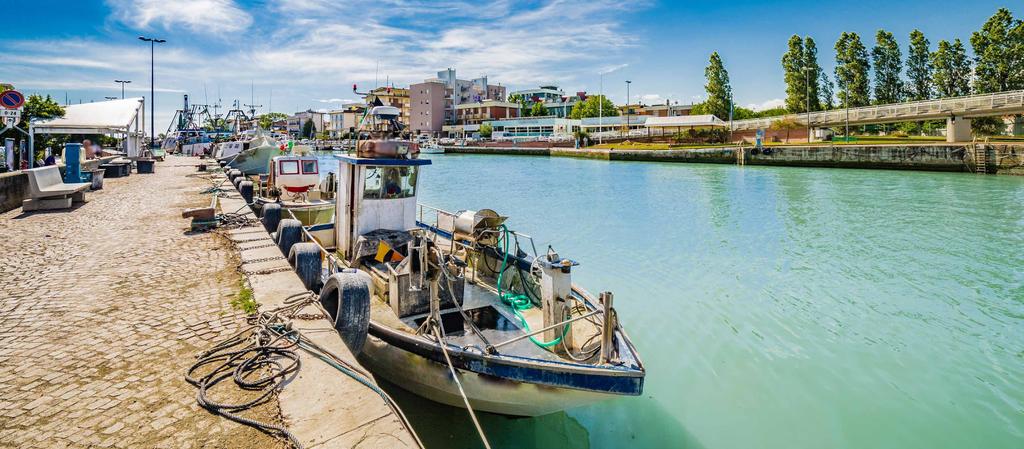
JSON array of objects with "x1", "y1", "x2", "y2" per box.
[{"x1": 318, "y1": 153, "x2": 1024, "y2": 449}]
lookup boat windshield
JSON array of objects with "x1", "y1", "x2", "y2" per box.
[{"x1": 364, "y1": 166, "x2": 417, "y2": 199}]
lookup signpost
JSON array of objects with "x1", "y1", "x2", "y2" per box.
[
  {"x1": 1, "y1": 89, "x2": 30, "y2": 168},
  {"x1": 1, "y1": 90, "x2": 26, "y2": 109}
]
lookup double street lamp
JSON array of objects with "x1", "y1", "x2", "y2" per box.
[
  {"x1": 115, "y1": 80, "x2": 131, "y2": 99},
  {"x1": 138, "y1": 36, "x2": 166, "y2": 148}
]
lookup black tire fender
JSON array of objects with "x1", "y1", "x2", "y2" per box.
[
  {"x1": 318, "y1": 271, "x2": 372, "y2": 355},
  {"x1": 238, "y1": 180, "x2": 254, "y2": 203},
  {"x1": 288, "y1": 242, "x2": 323, "y2": 291},
  {"x1": 261, "y1": 203, "x2": 282, "y2": 233},
  {"x1": 275, "y1": 219, "x2": 303, "y2": 257}
]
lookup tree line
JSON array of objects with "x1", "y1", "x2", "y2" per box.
[{"x1": 695, "y1": 7, "x2": 1023, "y2": 134}]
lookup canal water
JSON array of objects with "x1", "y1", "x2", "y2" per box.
[{"x1": 321, "y1": 153, "x2": 1024, "y2": 449}]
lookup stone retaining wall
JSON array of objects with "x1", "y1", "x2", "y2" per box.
[
  {"x1": 0, "y1": 171, "x2": 27, "y2": 213},
  {"x1": 445, "y1": 144, "x2": 1024, "y2": 175}
]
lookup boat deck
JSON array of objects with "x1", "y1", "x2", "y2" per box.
[{"x1": 370, "y1": 279, "x2": 601, "y2": 363}]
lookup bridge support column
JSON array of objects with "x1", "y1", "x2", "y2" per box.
[{"x1": 947, "y1": 116, "x2": 971, "y2": 142}]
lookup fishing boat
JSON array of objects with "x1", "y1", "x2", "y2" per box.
[
  {"x1": 420, "y1": 141, "x2": 445, "y2": 154},
  {"x1": 161, "y1": 129, "x2": 212, "y2": 156},
  {"x1": 223, "y1": 132, "x2": 284, "y2": 175},
  {"x1": 277, "y1": 103, "x2": 644, "y2": 416},
  {"x1": 251, "y1": 154, "x2": 335, "y2": 226}
]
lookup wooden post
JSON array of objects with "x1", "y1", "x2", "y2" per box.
[{"x1": 599, "y1": 291, "x2": 615, "y2": 364}]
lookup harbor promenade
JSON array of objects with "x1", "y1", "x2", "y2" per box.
[{"x1": 0, "y1": 158, "x2": 283, "y2": 448}]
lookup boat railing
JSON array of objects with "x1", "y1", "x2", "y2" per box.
[{"x1": 417, "y1": 203, "x2": 540, "y2": 258}]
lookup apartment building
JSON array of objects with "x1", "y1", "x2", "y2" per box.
[
  {"x1": 409, "y1": 68, "x2": 508, "y2": 135},
  {"x1": 287, "y1": 110, "x2": 326, "y2": 138},
  {"x1": 455, "y1": 99, "x2": 520, "y2": 125},
  {"x1": 409, "y1": 80, "x2": 447, "y2": 137},
  {"x1": 364, "y1": 87, "x2": 410, "y2": 127},
  {"x1": 327, "y1": 105, "x2": 367, "y2": 138}
]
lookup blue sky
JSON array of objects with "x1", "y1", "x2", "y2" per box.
[{"x1": 0, "y1": 0, "x2": 1016, "y2": 129}]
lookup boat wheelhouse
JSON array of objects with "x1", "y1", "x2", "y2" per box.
[{"x1": 251, "y1": 155, "x2": 335, "y2": 226}]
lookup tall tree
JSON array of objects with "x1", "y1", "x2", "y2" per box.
[
  {"x1": 834, "y1": 32, "x2": 871, "y2": 107},
  {"x1": 782, "y1": 36, "x2": 824, "y2": 113},
  {"x1": 932, "y1": 39, "x2": 972, "y2": 98},
  {"x1": 257, "y1": 112, "x2": 288, "y2": 130},
  {"x1": 820, "y1": 71, "x2": 836, "y2": 109},
  {"x1": 18, "y1": 94, "x2": 65, "y2": 129},
  {"x1": 507, "y1": 93, "x2": 532, "y2": 117},
  {"x1": 302, "y1": 119, "x2": 314, "y2": 138},
  {"x1": 970, "y1": 7, "x2": 1024, "y2": 93},
  {"x1": 703, "y1": 52, "x2": 732, "y2": 120},
  {"x1": 804, "y1": 37, "x2": 823, "y2": 112},
  {"x1": 872, "y1": 30, "x2": 903, "y2": 104},
  {"x1": 530, "y1": 102, "x2": 549, "y2": 117},
  {"x1": 568, "y1": 95, "x2": 618, "y2": 119},
  {"x1": 905, "y1": 30, "x2": 933, "y2": 100},
  {"x1": 782, "y1": 35, "x2": 807, "y2": 113}
]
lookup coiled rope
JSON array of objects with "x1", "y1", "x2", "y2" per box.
[
  {"x1": 185, "y1": 322, "x2": 304, "y2": 448},
  {"x1": 187, "y1": 292, "x2": 424, "y2": 449}
]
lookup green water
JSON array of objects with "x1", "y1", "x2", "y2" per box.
[{"x1": 323, "y1": 154, "x2": 1024, "y2": 448}]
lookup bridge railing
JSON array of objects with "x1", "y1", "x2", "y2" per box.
[{"x1": 730, "y1": 90, "x2": 1024, "y2": 131}]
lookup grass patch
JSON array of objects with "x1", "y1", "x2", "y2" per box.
[{"x1": 230, "y1": 282, "x2": 259, "y2": 315}]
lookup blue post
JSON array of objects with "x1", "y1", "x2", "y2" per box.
[{"x1": 63, "y1": 143, "x2": 83, "y2": 184}]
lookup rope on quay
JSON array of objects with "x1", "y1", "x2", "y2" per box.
[
  {"x1": 185, "y1": 321, "x2": 304, "y2": 449},
  {"x1": 264, "y1": 292, "x2": 425, "y2": 448},
  {"x1": 188, "y1": 292, "x2": 425, "y2": 448}
]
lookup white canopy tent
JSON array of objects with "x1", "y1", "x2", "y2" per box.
[{"x1": 32, "y1": 97, "x2": 146, "y2": 158}]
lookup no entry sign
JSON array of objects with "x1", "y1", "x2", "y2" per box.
[{"x1": 1, "y1": 90, "x2": 25, "y2": 109}]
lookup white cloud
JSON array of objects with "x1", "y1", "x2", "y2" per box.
[
  {"x1": 746, "y1": 98, "x2": 785, "y2": 111},
  {"x1": 2, "y1": 0, "x2": 648, "y2": 131},
  {"x1": 107, "y1": 0, "x2": 252, "y2": 35}
]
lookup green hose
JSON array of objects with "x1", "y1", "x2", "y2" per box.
[{"x1": 495, "y1": 225, "x2": 568, "y2": 348}]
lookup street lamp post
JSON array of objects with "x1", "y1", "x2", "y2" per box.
[
  {"x1": 138, "y1": 36, "x2": 166, "y2": 149},
  {"x1": 115, "y1": 80, "x2": 131, "y2": 99},
  {"x1": 625, "y1": 80, "x2": 631, "y2": 138},
  {"x1": 599, "y1": 73, "x2": 603, "y2": 145}
]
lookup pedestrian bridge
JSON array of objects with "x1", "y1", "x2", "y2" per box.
[{"x1": 731, "y1": 90, "x2": 1024, "y2": 141}]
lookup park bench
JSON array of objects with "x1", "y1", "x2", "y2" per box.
[{"x1": 22, "y1": 166, "x2": 90, "y2": 211}]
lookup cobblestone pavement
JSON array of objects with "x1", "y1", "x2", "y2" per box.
[{"x1": 0, "y1": 157, "x2": 284, "y2": 449}]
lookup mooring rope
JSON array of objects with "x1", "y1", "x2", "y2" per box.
[{"x1": 432, "y1": 323, "x2": 492, "y2": 449}]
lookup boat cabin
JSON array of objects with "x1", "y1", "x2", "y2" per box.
[
  {"x1": 266, "y1": 155, "x2": 320, "y2": 198},
  {"x1": 334, "y1": 155, "x2": 431, "y2": 260}
]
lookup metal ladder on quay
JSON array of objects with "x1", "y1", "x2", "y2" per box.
[{"x1": 970, "y1": 138, "x2": 988, "y2": 174}]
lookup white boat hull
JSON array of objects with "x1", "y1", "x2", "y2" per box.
[{"x1": 360, "y1": 334, "x2": 617, "y2": 417}]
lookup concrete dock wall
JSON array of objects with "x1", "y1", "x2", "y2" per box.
[
  {"x1": 446, "y1": 144, "x2": 1024, "y2": 175},
  {"x1": 0, "y1": 171, "x2": 27, "y2": 213}
]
